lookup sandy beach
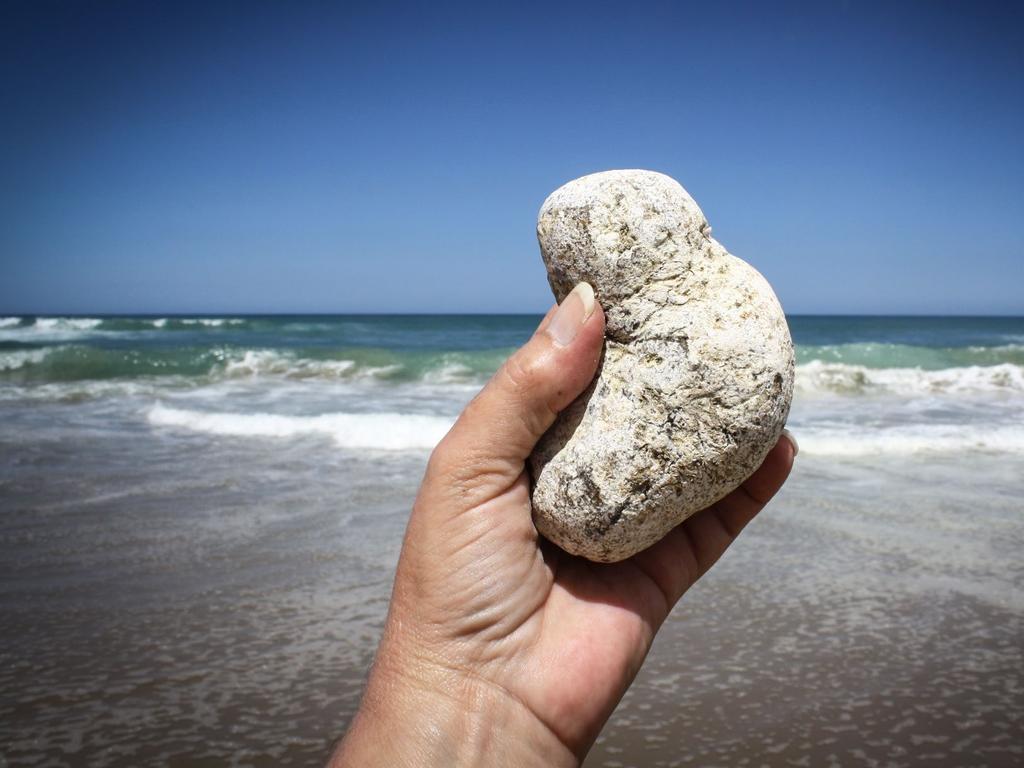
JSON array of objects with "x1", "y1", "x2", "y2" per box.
[{"x1": 1, "y1": 314, "x2": 1022, "y2": 766}]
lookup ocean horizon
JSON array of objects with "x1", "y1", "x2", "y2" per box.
[{"x1": 3, "y1": 311, "x2": 1022, "y2": 317}]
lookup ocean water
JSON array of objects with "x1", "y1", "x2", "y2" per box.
[{"x1": 1, "y1": 314, "x2": 1022, "y2": 766}]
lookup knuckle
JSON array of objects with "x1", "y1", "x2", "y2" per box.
[
  {"x1": 424, "y1": 440, "x2": 446, "y2": 478},
  {"x1": 502, "y1": 344, "x2": 559, "y2": 408},
  {"x1": 501, "y1": 349, "x2": 560, "y2": 437},
  {"x1": 425, "y1": 432, "x2": 459, "y2": 481},
  {"x1": 501, "y1": 349, "x2": 543, "y2": 398}
]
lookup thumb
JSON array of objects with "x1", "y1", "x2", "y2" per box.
[{"x1": 428, "y1": 282, "x2": 605, "y2": 502}]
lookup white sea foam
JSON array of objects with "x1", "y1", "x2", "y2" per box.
[
  {"x1": 360, "y1": 364, "x2": 403, "y2": 378},
  {"x1": 0, "y1": 378, "x2": 177, "y2": 402},
  {"x1": 967, "y1": 343, "x2": 1024, "y2": 353},
  {"x1": 797, "y1": 423, "x2": 1024, "y2": 456},
  {"x1": 35, "y1": 317, "x2": 102, "y2": 331},
  {"x1": 214, "y1": 349, "x2": 416, "y2": 381},
  {"x1": 795, "y1": 361, "x2": 1024, "y2": 396},
  {"x1": 422, "y1": 360, "x2": 477, "y2": 384},
  {"x1": 0, "y1": 347, "x2": 53, "y2": 371},
  {"x1": 0, "y1": 317, "x2": 105, "y2": 341},
  {"x1": 152, "y1": 318, "x2": 168, "y2": 328},
  {"x1": 147, "y1": 403, "x2": 453, "y2": 449},
  {"x1": 224, "y1": 349, "x2": 292, "y2": 376},
  {"x1": 0, "y1": 317, "x2": 21, "y2": 328},
  {"x1": 181, "y1": 318, "x2": 245, "y2": 327},
  {"x1": 221, "y1": 350, "x2": 358, "y2": 379}
]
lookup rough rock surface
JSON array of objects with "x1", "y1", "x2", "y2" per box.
[{"x1": 528, "y1": 170, "x2": 794, "y2": 562}]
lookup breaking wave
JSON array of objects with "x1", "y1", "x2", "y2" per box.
[
  {"x1": 0, "y1": 316, "x2": 252, "y2": 338},
  {"x1": 0, "y1": 345, "x2": 502, "y2": 386},
  {"x1": 797, "y1": 423, "x2": 1024, "y2": 455},
  {"x1": 3, "y1": 343, "x2": 1021, "y2": 398},
  {"x1": 0, "y1": 347, "x2": 56, "y2": 371},
  {"x1": 795, "y1": 361, "x2": 1024, "y2": 396},
  {"x1": 2, "y1": 317, "x2": 1022, "y2": 407},
  {"x1": 147, "y1": 403, "x2": 452, "y2": 450}
]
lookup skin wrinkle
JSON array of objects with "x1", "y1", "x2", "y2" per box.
[
  {"x1": 501, "y1": 350, "x2": 557, "y2": 422},
  {"x1": 428, "y1": 653, "x2": 577, "y2": 763},
  {"x1": 740, "y1": 471, "x2": 777, "y2": 507},
  {"x1": 428, "y1": 445, "x2": 513, "y2": 508},
  {"x1": 634, "y1": 527, "x2": 691, "y2": 607},
  {"x1": 377, "y1": 650, "x2": 576, "y2": 767},
  {"x1": 712, "y1": 504, "x2": 748, "y2": 544},
  {"x1": 623, "y1": 558, "x2": 673, "y2": 624},
  {"x1": 444, "y1": 568, "x2": 530, "y2": 643},
  {"x1": 679, "y1": 511, "x2": 713, "y2": 580}
]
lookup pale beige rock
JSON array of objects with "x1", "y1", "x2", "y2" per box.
[{"x1": 528, "y1": 170, "x2": 794, "y2": 562}]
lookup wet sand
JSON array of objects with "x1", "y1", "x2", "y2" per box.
[
  {"x1": 586, "y1": 453, "x2": 1024, "y2": 767},
  {"x1": 2, "y1": 420, "x2": 1021, "y2": 766}
]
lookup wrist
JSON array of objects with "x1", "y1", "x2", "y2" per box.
[{"x1": 332, "y1": 641, "x2": 577, "y2": 768}]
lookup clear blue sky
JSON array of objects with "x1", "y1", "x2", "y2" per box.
[{"x1": 2, "y1": 1, "x2": 1022, "y2": 315}]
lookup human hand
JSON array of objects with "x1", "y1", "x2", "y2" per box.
[{"x1": 332, "y1": 283, "x2": 796, "y2": 767}]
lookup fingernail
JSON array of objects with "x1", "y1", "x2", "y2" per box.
[
  {"x1": 546, "y1": 282, "x2": 596, "y2": 347},
  {"x1": 536, "y1": 304, "x2": 558, "y2": 334},
  {"x1": 781, "y1": 428, "x2": 799, "y2": 457}
]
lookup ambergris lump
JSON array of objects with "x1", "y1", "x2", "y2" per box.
[{"x1": 529, "y1": 170, "x2": 795, "y2": 562}]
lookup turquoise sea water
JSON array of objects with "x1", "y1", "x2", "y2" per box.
[
  {"x1": 2, "y1": 313, "x2": 1023, "y2": 453},
  {"x1": 1, "y1": 314, "x2": 1022, "y2": 766},
  {"x1": 3, "y1": 313, "x2": 1024, "y2": 380}
]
